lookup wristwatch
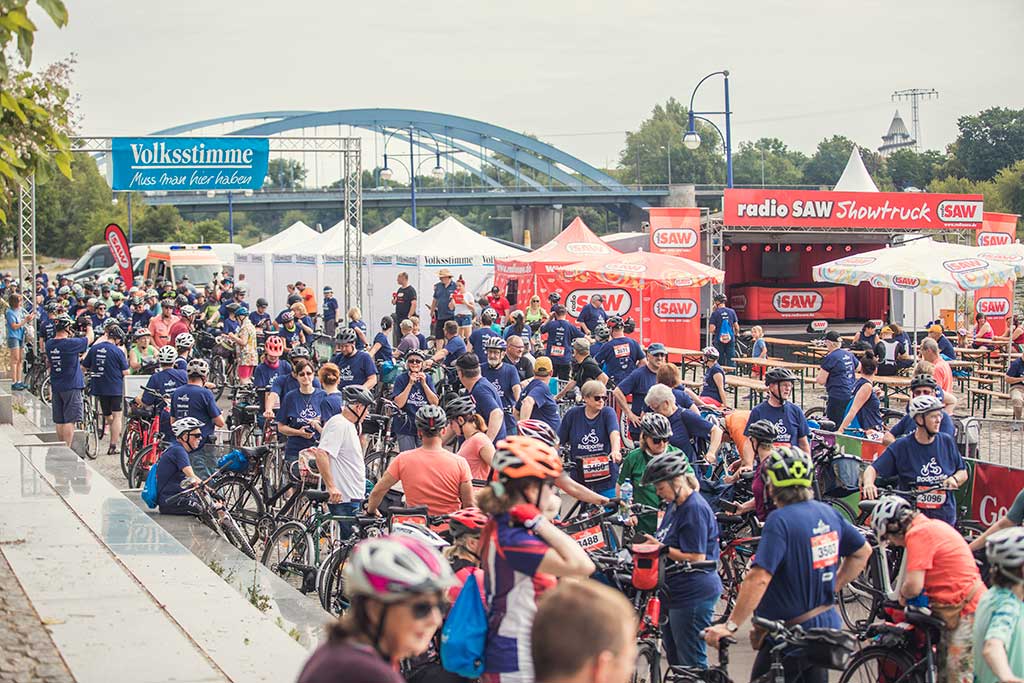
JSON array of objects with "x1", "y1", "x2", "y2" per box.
[{"x1": 725, "y1": 620, "x2": 739, "y2": 634}]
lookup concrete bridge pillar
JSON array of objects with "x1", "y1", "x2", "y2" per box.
[{"x1": 511, "y1": 206, "x2": 564, "y2": 246}]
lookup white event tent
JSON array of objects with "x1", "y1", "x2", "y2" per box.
[{"x1": 234, "y1": 221, "x2": 320, "y2": 309}]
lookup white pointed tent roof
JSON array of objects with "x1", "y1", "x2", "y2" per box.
[
  {"x1": 303, "y1": 220, "x2": 354, "y2": 253},
  {"x1": 242, "y1": 221, "x2": 319, "y2": 254},
  {"x1": 833, "y1": 146, "x2": 879, "y2": 192},
  {"x1": 363, "y1": 218, "x2": 420, "y2": 254},
  {"x1": 387, "y1": 216, "x2": 525, "y2": 258}
]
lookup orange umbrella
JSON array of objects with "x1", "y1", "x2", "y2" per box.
[{"x1": 556, "y1": 249, "x2": 724, "y2": 288}]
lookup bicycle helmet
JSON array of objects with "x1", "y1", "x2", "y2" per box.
[
  {"x1": 186, "y1": 357, "x2": 210, "y2": 377},
  {"x1": 54, "y1": 315, "x2": 75, "y2": 332},
  {"x1": 343, "y1": 535, "x2": 456, "y2": 603},
  {"x1": 482, "y1": 335, "x2": 507, "y2": 351},
  {"x1": 763, "y1": 446, "x2": 813, "y2": 489},
  {"x1": 516, "y1": 419, "x2": 559, "y2": 448},
  {"x1": 713, "y1": 293, "x2": 728, "y2": 304},
  {"x1": 642, "y1": 452, "x2": 691, "y2": 485},
  {"x1": 287, "y1": 293, "x2": 302, "y2": 306},
  {"x1": 130, "y1": 296, "x2": 144, "y2": 306},
  {"x1": 342, "y1": 384, "x2": 376, "y2": 407},
  {"x1": 157, "y1": 345, "x2": 179, "y2": 364},
  {"x1": 288, "y1": 346, "x2": 310, "y2": 360},
  {"x1": 86, "y1": 297, "x2": 98, "y2": 307},
  {"x1": 264, "y1": 335, "x2": 285, "y2": 356},
  {"x1": 492, "y1": 436, "x2": 563, "y2": 481},
  {"x1": 380, "y1": 316, "x2": 392, "y2": 331},
  {"x1": 335, "y1": 327, "x2": 357, "y2": 344},
  {"x1": 44, "y1": 301, "x2": 58, "y2": 313},
  {"x1": 986, "y1": 527, "x2": 1024, "y2": 581},
  {"x1": 909, "y1": 374, "x2": 939, "y2": 392},
  {"x1": 415, "y1": 404, "x2": 448, "y2": 434},
  {"x1": 180, "y1": 305, "x2": 196, "y2": 317},
  {"x1": 606, "y1": 315, "x2": 623, "y2": 330},
  {"x1": 593, "y1": 323, "x2": 611, "y2": 341},
  {"x1": 548, "y1": 292, "x2": 561, "y2": 304},
  {"x1": 58, "y1": 285, "x2": 71, "y2": 295},
  {"x1": 702, "y1": 345, "x2": 720, "y2": 360},
  {"x1": 280, "y1": 311, "x2": 295, "y2": 323},
  {"x1": 171, "y1": 416, "x2": 205, "y2": 438},
  {"x1": 481, "y1": 308, "x2": 497, "y2": 323},
  {"x1": 764, "y1": 367, "x2": 798, "y2": 385},
  {"x1": 256, "y1": 297, "x2": 268, "y2": 308},
  {"x1": 133, "y1": 326, "x2": 151, "y2": 339},
  {"x1": 404, "y1": 347, "x2": 426, "y2": 361},
  {"x1": 236, "y1": 307, "x2": 249, "y2": 318},
  {"x1": 445, "y1": 395, "x2": 478, "y2": 420},
  {"x1": 161, "y1": 291, "x2": 176, "y2": 301},
  {"x1": 870, "y1": 495, "x2": 916, "y2": 540},
  {"x1": 908, "y1": 394, "x2": 944, "y2": 418},
  {"x1": 639, "y1": 412, "x2": 673, "y2": 440},
  {"x1": 175, "y1": 332, "x2": 195, "y2": 349},
  {"x1": 106, "y1": 324, "x2": 125, "y2": 341},
  {"x1": 746, "y1": 419, "x2": 780, "y2": 445},
  {"x1": 390, "y1": 522, "x2": 449, "y2": 549},
  {"x1": 448, "y1": 507, "x2": 488, "y2": 538}
]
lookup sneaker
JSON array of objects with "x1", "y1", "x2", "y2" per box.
[{"x1": 11, "y1": 382, "x2": 25, "y2": 391}]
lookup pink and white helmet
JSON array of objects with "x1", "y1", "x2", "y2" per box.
[{"x1": 343, "y1": 534, "x2": 456, "y2": 603}]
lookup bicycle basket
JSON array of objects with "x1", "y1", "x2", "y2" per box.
[
  {"x1": 558, "y1": 515, "x2": 608, "y2": 554},
  {"x1": 819, "y1": 451, "x2": 862, "y2": 496},
  {"x1": 129, "y1": 404, "x2": 156, "y2": 420},
  {"x1": 231, "y1": 403, "x2": 258, "y2": 426},
  {"x1": 630, "y1": 542, "x2": 663, "y2": 591},
  {"x1": 797, "y1": 628, "x2": 857, "y2": 670},
  {"x1": 362, "y1": 415, "x2": 387, "y2": 436}
]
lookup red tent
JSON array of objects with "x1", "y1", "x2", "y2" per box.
[{"x1": 494, "y1": 217, "x2": 620, "y2": 306}]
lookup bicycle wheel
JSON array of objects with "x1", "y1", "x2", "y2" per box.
[
  {"x1": 261, "y1": 521, "x2": 313, "y2": 593},
  {"x1": 364, "y1": 450, "x2": 394, "y2": 485},
  {"x1": 128, "y1": 443, "x2": 161, "y2": 488},
  {"x1": 220, "y1": 514, "x2": 256, "y2": 559},
  {"x1": 838, "y1": 553, "x2": 882, "y2": 633},
  {"x1": 83, "y1": 414, "x2": 100, "y2": 460},
  {"x1": 632, "y1": 642, "x2": 660, "y2": 683},
  {"x1": 804, "y1": 406, "x2": 826, "y2": 421},
  {"x1": 318, "y1": 544, "x2": 352, "y2": 614},
  {"x1": 211, "y1": 475, "x2": 265, "y2": 546},
  {"x1": 210, "y1": 356, "x2": 227, "y2": 400},
  {"x1": 120, "y1": 422, "x2": 146, "y2": 479},
  {"x1": 824, "y1": 496, "x2": 859, "y2": 525},
  {"x1": 39, "y1": 376, "x2": 51, "y2": 405},
  {"x1": 837, "y1": 646, "x2": 917, "y2": 683}
]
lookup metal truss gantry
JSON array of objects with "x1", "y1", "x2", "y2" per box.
[{"x1": 17, "y1": 176, "x2": 36, "y2": 288}]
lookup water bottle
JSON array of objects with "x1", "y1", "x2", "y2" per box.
[{"x1": 619, "y1": 481, "x2": 633, "y2": 521}]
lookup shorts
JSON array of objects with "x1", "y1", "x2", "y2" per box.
[
  {"x1": 97, "y1": 395, "x2": 124, "y2": 416},
  {"x1": 52, "y1": 389, "x2": 84, "y2": 424},
  {"x1": 1011, "y1": 387, "x2": 1023, "y2": 408},
  {"x1": 433, "y1": 318, "x2": 452, "y2": 338},
  {"x1": 6, "y1": 336, "x2": 23, "y2": 349},
  {"x1": 456, "y1": 314, "x2": 472, "y2": 327},
  {"x1": 238, "y1": 365, "x2": 255, "y2": 380}
]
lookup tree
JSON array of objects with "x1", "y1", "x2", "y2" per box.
[
  {"x1": 953, "y1": 107, "x2": 1024, "y2": 181},
  {"x1": 264, "y1": 158, "x2": 308, "y2": 190},
  {"x1": 884, "y1": 149, "x2": 946, "y2": 190},
  {"x1": 801, "y1": 135, "x2": 889, "y2": 188},
  {"x1": 132, "y1": 205, "x2": 184, "y2": 243},
  {"x1": 731, "y1": 138, "x2": 806, "y2": 186},
  {"x1": 35, "y1": 153, "x2": 117, "y2": 256},
  {"x1": 618, "y1": 98, "x2": 725, "y2": 185},
  {"x1": 990, "y1": 160, "x2": 1024, "y2": 228}
]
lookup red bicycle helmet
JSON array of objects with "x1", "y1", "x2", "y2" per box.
[
  {"x1": 265, "y1": 335, "x2": 285, "y2": 356},
  {"x1": 448, "y1": 507, "x2": 488, "y2": 538}
]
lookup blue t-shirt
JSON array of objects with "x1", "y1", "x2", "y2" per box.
[
  {"x1": 416, "y1": 333, "x2": 428, "y2": 350},
  {"x1": 320, "y1": 392, "x2": 344, "y2": 423},
  {"x1": 471, "y1": 377, "x2": 508, "y2": 442},
  {"x1": 253, "y1": 359, "x2": 292, "y2": 389},
  {"x1": 349, "y1": 319, "x2": 368, "y2": 350},
  {"x1": 667, "y1": 408, "x2": 714, "y2": 463},
  {"x1": 249, "y1": 311, "x2": 271, "y2": 329},
  {"x1": 700, "y1": 364, "x2": 725, "y2": 403},
  {"x1": 540, "y1": 319, "x2": 582, "y2": 366},
  {"x1": 170, "y1": 384, "x2": 221, "y2": 441},
  {"x1": 371, "y1": 332, "x2": 393, "y2": 363},
  {"x1": 155, "y1": 442, "x2": 192, "y2": 507},
  {"x1": 520, "y1": 378, "x2": 560, "y2": 433},
  {"x1": 391, "y1": 372, "x2": 436, "y2": 437},
  {"x1": 888, "y1": 411, "x2": 955, "y2": 440},
  {"x1": 747, "y1": 401, "x2": 810, "y2": 447},
  {"x1": 132, "y1": 309, "x2": 153, "y2": 331},
  {"x1": 432, "y1": 280, "x2": 456, "y2": 321},
  {"x1": 278, "y1": 388, "x2": 328, "y2": 459},
  {"x1": 820, "y1": 348, "x2": 857, "y2": 399},
  {"x1": 501, "y1": 324, "x2": 532, "y2": 348},
  {"x1": 443, "y1": 335, "x2": 467, "y2": 368},
  {"x1": 558, "y1": 405, "x2": 620, "y2": 490},
  {"x1": 617, "y1": 364, "x2": 658, "y2": 417},
  {"x1": 330, "y1": 350, "x2": 378, "y2": 388},
  {"x1": 279, "y1": 324, "x2": 302, "y2": 347},
  {"x1": 82, "y1": 341, "x2": 128, "y2": 397},
  {"x1": 1008, "y1": 358, "x2": 1024, "y2": 379},
  {"x1": 469, "y1": 327, "x2": 500, "y2": 364},
  {"x1": 937, "y1": 334, "x2": 957, "y2": 358},
  {"x1": 322, "y1": 297, "x2": 338, "y2": 321},
  {"x1": 576, "y1": 304, "x2": 607, "y2": 333},
  {"x1": 753, "y1": 500, "x2": 865, "y2": 627},
  {"x1": 46, "y1": 337, "x2": 89, "y2": 393},
  {"x1": 594, "y1": 337, "x2": 644, "y2": 384},
  {"x1": 709, "y1": 307, "x2": 739, "y2": 339},
  {"x1": 655, "y1": 492, "x2": 723, "y2": 607},
  {"x1": 752, "y1": 338, "x2": 766, "y2": 359},
  {"x1": 5, "y1": 308, "x2": 26, "y2": 341},
  {"x1": 142, "y1": 368, "x2": 187, "y2": 438},
  {"x1": 871, "y1": 432, "x2": 965, "y2": 524},
  {"x1": 672, "y1": 387, "x2": 695, "y2": 410},
  {"x1": 222, "y1": 317, "x2": 240, "y2": 336},
  {"x1": 482, "y1": 362, "x2": 520, "y2": 436},
  {"x1": 849, "y1": 377, "x2": 882, "y2": 430}
]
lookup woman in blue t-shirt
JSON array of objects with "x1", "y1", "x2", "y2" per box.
[
  {"x1": 699, "y1": 346, "x2": 726, "y2": 407},
  {"x1": 368, "y1": 317, "x2": 395, "y2": 363},
  {"x1": 518, "y1": 357, "x2": 561, "y2": 432},
  {"x1": 276, "y1": 358, "x2": 328, "y2": 464},
  {"x1": 643, "y1": 451, "x2": 722, "y2": 668},
  {"x1": 5, "y1": 293, "x2": 33, "y2": 390},
  {"x1": 556, "y1": 380, "x2": 621, "y2": 498},
  {"x1": 838, "y1": 351, "x2": 883, "y2": 435}
]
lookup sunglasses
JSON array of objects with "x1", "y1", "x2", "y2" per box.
[
  {"x1": 187, "y1": 432, "x2": 202, "y2": 440},
  {"x1": 409, "y1": 600, "x2": 442, "y2": 620},
  {"x1": 589, "y1": 395, "x2": 608, "y2": 401},
  {"x1": 651, "y1": 354, "x2": 667, "y2": 360},
  {"x1": 407, "y1": 359, "x2": 423, "y2": 364},
  {"x1": 298, "y1": 371, "x2": 315, "y2": 377},
  {"x1": 647, "y1": 437, "x2": 669, "y2": 444}
]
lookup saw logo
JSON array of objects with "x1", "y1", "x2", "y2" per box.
[
  {"x1": 565, "y1": 289, "x2": 632, "y2": 317},
  {"x1": 977, "y1": 232, "x2": 1011, "y2": 247},
  {"x1": 652, "y1": 298, "x2": 698, "y2": 319},
  {"x1": 772, "y1": 291, "x2": 823, "y2": 314},
  {"x1": 652, "y1": 228, "x2": 698, "y2": 250}
]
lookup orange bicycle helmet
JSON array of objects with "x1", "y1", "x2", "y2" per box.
[
  {"x1": 264, "y1": 335, "x2": 285, "y2": 356},
  {"x1": 492, "y1": 436, "x2": 563, "y2": 481}
]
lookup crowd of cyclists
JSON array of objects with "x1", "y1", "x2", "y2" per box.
[{"x1": 5, "y1": 264, "x2": 1024, "y2": 683}]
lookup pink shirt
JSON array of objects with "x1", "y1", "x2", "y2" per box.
[
  {"x1": 386, "y1": 447, "x2": 472, "y2": 514},
  {"x1": 457, "y1": 432, "x2": 493, "y2": 482},
  {"x1": 933, "y1": 357, "x2": 953, "y2": 393}
]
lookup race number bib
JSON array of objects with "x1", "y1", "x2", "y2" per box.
[
  {"x1": 571, "y1": 524, "x2": 606, "y2": 552},
  {"x1": 614, "y1": 344, "x2": 631, "y2": 358},
  {"x1": 810, "y1": 530, "x2": 839, "y2": 569},
  {"x1": 915, "y1": 487, "x2": 946, "y2": 510},
  {"x1": 550, "y1": 345, "x2": 566, "y2": 357},
  {"x1": 580, "y1": 456, "x2": 612, "y2": 482}
]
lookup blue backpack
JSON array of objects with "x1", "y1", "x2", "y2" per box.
[
  {"x1": 718, "y1": 314, "x2": 734, "y2": 344},
  {"x1": 440, "y1": 570, "x2": 488, "y2": 678},
  {"x1": 140, "y1": 462, "x2": 159, "y2": 509}
]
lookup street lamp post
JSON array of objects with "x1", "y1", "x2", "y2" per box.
[
  {"x1": 380, "y1": 128, "x2": 446, "y2": 228},
  {"x1": 683, "y1": 70, "x2": 734, "y2": 188}
]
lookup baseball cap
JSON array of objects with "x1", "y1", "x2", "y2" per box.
[
  {"x1": 572, "y1": 337, "x2": 591, "y2": 353},
  {"x1": 534, "y1": 357, "x2": 553, "y2": 375},
  {"x1": 455, "y1": 353, "x2": 480, "y2": 371},
  {"x1": 647, "y1": 342, "x2": 668, "y2": 355},
  {"x1": 825, "y1": 330, "x2": 842, "y2": 342},
  {"x1": 928, "y1": 324, "x2": 943, "y2": 334}
]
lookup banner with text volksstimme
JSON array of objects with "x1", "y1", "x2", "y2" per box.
[{"x1": 111, "y1": 137, "x2": 269, "y2": 192}]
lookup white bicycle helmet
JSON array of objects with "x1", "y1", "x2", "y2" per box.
[
  {"x1": 702, "y1": 345, "x2": 720, "y2": 359},
  {"x1": 908, "y1": 395, "x2": 944, "y2": 418},
  {"x1": 172, "y1": 416, "x2": 204, "y2": 438},
  {"x1": 390, "y1": 521, "x2": 449, "y2": 550},
  {"x1": 870, "y1": 495, "x2": 915, "y2": 540},
  {"x1": 180, "y1": 305, "x2": 196, "y2": 317},
  {"x1": 186, "y1": 357, "x2": 209, "y2": 377},
  {"x1": 175, "y1": 332, "x2": 195, "y2": 348},
  {"x1": 343, "y1": 535, "x2": 456, "y2": 603},
  {"x1": 157, "y1": 345, "x2": 179, "y2": 364},
  {"x1": 986, "y1": 527, "x2": 1024, "y2": 580}
]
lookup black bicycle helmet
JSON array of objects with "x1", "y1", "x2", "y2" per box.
[
  {"x1": 764, "y1": 367, "x2": 798, "y2": 385},
  {"x1": 763, "y1": 446, "x2": 813, "y2": 489},
  {"x1": 54, "y1": 315, "x2": 75, "y2": 332},
  {"x1": 909, "y1": 374, "x2": 939, "y2": 392},
  {"x1": 415, "y1": 404, "x2": 448, "y2": 434},
  {"x1": 335, "y1": 328, "x2": 358, "y2": 344},
  {"x1": 639, "y1": 412, "x2": 673, "y2": 440},
  {"x1": 288, "y1": 346, "x2": 310, "y2": 360},
  {"x1": 606, "y1": 315, "x2": 623, "y2": 329},
  {"x1": 287, "y1": 293, "x2": 302, "y2": 306},
  {"x1": 593, "y1": 323, "x2": 611, "y2": 341},
  {"x1": 746, "y1": 419, "x2": 780, "y2": 445},
  {"x1": 256, "y1": 297, "x2": 268, "y2": 307},
  {"x1": 445, "y1": 395, "x2": 477, "y2": 420},
  {"x1": 642, "y1": 452, "x2": 691, "y2": 486},
  {"x1": 342, "y1": 384, "x2": 375, "y2": 407},
  {"x1": 106, "y1": 324, "x2": 125, "y2": 341}
]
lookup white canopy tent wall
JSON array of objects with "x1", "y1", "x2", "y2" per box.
[{"x1": 235, "y1": 221, "x2": 319, "y2": 311}]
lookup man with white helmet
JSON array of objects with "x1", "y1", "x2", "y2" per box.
[
  {"x1": 870, "y1": 495, "x2": 986, "y2": 683},
  {"x1": 169, "y1": 357, "x2": 225, "y2": 477},
  {"x1": 973, "y1": 528, "x2": 1024, "y2": 683},
  {"x1": 136, "y1": 345, "x2": 188, "y2": 442},
  {"x1": 154, "y1": 417, "x2": 206, "y2": 516},
  {"x1": 172, "y1": 331, "x2": 195, "y2": 372},
  {"x1": 168, "y1": 305, "x2": 195, "y2": 351},
  {"x1": 862, "y1": 394, "x2": 968, "y2": 526},
  {"x1": 468, "y1": 307, "x2": 500, "y2": 364}
]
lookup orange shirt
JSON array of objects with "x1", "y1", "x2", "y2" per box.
[
  {"x1": 386, "y1": 446, "x2": 472, "y2": 514},
  {"x1": 301, "y1": 287, "x2": 317, "y2": 315},
  {"x1": 905, "y1": 515, "x2": 985, "y2": 612},
  {"x1": 457, "y1": 432, "x2": 492, "y2": 482},
  {"x1": 724, "y1": 410, "x2": 751, "y2": 456},
  {"x1": 148, "y1": 314, "x2": 180, "y2": 348},
  {"x1": 932, "y1": 357, "x2": 953, "y2": 394}
]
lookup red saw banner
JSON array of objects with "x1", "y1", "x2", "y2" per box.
[
  {"x1": 971, "y1": 462, "x2": 1024, "y2": 527},
  {"x1": 104, "y1": 223, "x2": 134, "y2": 286},
  {"x1": 724, "y1": 189, "x2": 984, "y2": 230}
]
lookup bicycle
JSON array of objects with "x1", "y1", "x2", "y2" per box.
[
  {"x1": 80, "y1": 374, "x2": 104, "y2": 459},
  {"x1": 743, "y1": 616, "x2": 856, "y2": 683},
  {"x1": 839, "y1": 602, "x2": 946, "y2": 683},
  {"x1": 712, "y1": 510, "x2": 761, "y2": 625},
  {"x1": 121, "y1": 386, "x2": 169, "y2": 479},
  {"x1": 163, "y1": 464, "x2": 257, "y2": 559},
  {"x1": 261, "y1": 489, "x2": 351, "y2": 595},
  {"x1": 362, "y1": 400, "x2": 399, "y2": 485}
]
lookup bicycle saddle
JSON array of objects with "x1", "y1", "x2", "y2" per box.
[
  {"x1": 303, "y1": 490, "x2": 330, "y2": 503},
  {"x1": 241, "y1": 446, "x2": 270, "y2": 459},
  {"x1": 903, "y1": 605, "x2": 946, "y2": 631},
  {"x1": 817, "y1": 419, "x2": 837, "y2": 432}
]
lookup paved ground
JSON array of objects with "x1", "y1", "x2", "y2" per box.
[{"x1": 0, "y1": 550, "x2": 75, "y2": 683}]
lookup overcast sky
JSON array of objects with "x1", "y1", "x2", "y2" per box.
[{"x1": 34, "y1": 0, "x2": 1024, "y2": 172}]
